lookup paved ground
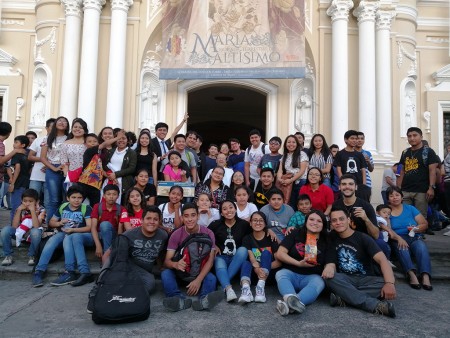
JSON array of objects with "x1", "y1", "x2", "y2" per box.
[
  {"x1": 1, "y1": 210, "x2": 450, "y2": 337},
  {"x1": 0, "y1": 277, "x2": 450, "y2": 338}
]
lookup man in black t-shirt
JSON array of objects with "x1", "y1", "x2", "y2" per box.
[
  {"x1": 322, "y1": 208, "x2": 396, "y2": 318},
  {"x1": 333, "y1": 130, "x2": 370, "y2": 202},
  {"x1": 254, "y1": 168, "x2": 276, "y2": 210},
  {"x1": 397, "y1": 127, "x2": 439, "y2": 218}
]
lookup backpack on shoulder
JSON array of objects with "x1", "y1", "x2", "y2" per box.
[
  {"x1": 171, "y1": 232, "x2": 213, "y2": 282},
  {"x1": 91, "y1": 235, "x2": 150, "y2": 324}
]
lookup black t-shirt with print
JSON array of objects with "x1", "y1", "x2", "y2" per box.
[
  {"x1": 328, "y1": 231, "x2": 381, "y2": 276},
  {"x1": 209, "y1": 218, "x2": 251, "y2": 256},
  {"x1": 242, "y1": 233, "x2": 279, "y2": 262},
  {"x1": 334, "y1": 149, "x2": 367, "y2": 185},
  {"x1": 332, "y1": 197, "x2": 377, "y2": 235},
  {"x1": 279, "y1": 228, "x2": 328, "y2": 275},
  {"x1": 253, "y1": 181, "x2": 275, "y2": 210},
  {"x1": 399, "y1": 146, "x2": 439, "y2": 193}
]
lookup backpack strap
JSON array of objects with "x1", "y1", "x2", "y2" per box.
[{"x1": 58, "y1": 202, "x2": 70, "y2": 216}]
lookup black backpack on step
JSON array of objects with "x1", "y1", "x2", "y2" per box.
[{"x1": 91, "y1": 235, "x2": 150, "y2": 324}]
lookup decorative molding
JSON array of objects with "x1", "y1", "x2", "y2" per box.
[
  {"x1": 111, "y1": 0, "x2": 133, "y2": 12},
  {"x1": 16, "y1": 98, "x2": 24, "y2": 121},
  {"x1": 426, "y1": 36, "x2": 449, "y2": 44},
  {"x1": 0, "y1": 49, "x2": 18, "y2": 67},
  {"x1": 142, "y1": 43, "x2": 162, "y2": 73},
  {"x1": 395, "y1": 5, "x2": 418, "y2": 22},
  {"x1": 376, "y1": 10, "x2": 396, "y2": 30},
  {"x1": 1, "y1": 0, "x2": 35, "y2": 10},
  {"x1": 326, "y1": 0, "x2": 354, "y2": 23},
  {"x1": 61, "y1": 0, "x2": 83, "y2": 17},
  {"x1": 417, "y1": 18, "x2": 449, "y2": 28},
  {"x1": 83, "y1": 0, "x2": 106, "y2": 12},
  {"x1": 305, "y1": 0, "x2": 312, "y2": 33},
  {"x1": 353, "y1": 1, "x2": 379, "y2": 24},
  {"x1": 423, "y1": 111, "x2": 431, "y2": 133},
  {"x1": 0, "y1": 19, "x2": 25, "y2": 26},
  {"x1": 397, "y1": 41, "x2": 417, "y2": 78},
  {"x1": 148, "y1": 0, "x2": 162, "y2": 19},
  {"x1": 432, "y1": 64, "x2": 450, "y2": 85},
  {"x1": 34, "y1": 27, "x2": 57, "y2": 65}
]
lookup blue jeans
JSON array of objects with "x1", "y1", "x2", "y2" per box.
[
  {"x1": 1, "y1": 225, "x2": 42, "y2": 257},
  {"x1": 35, "y1": 231, "x2": 66, "y2": 272},
  {"x1": 375, "y1": 232, "x2": 391, "y2": 260},
  {"x1": 322, "y1": 178, "x2": 332, "y2": 188},
  {"x1": 275, "y1": 269, "x2": 325, "y2": 305},
  {"x1": 214, "y1": 247, "x2": 248, "y2": 289},
  {"x1": 45, "y1": 168, "x2": 65, "y2": 223},
  {"x1": 10, "y1": 187, "x2": 26, "y2": 222},
  {"x1": 99, "y1": 221, "x2": 116, "y2": 252},
  {"x1": 29, "y1": 180, "x2": 49, "y2": 208},
  {"x1": 161, "y1": 268, "x2": 217, "y2": 299},
  {"x1": 289, "y1": 179, "x2": 306, "y2": 209},
  {"x1": 391, "y1": 235, "x2": 432, "y2": 276},
  {"x1": 63, "y1": 233, "x2": 94, "y2": 274},
  {"x1": 240, "y1": 249, "x2": 272, "y2": 283}
]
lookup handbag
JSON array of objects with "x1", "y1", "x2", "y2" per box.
[
  {"x1": 275, "y1": 173, "x2": 294, "y2": 204},
  {"x1": 78, "y1": 153, "x2": 104, "y2": 190}
]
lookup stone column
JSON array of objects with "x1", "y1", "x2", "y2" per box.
[
  {"x1": 327, "y1": 0, "x2": 354, "y2": 146},
  {"x1": 59, "y1": 0, "x2": 83, "y2": 121},
  {"x1": 354, "y1": 0, "x2": 378, "y2": 153},
  {"x1": 376, "y1": 9, "x2": 396, "y2": 157},
  {"x1": 105, "y1": 0, "x2": 133, "y2": 128},
  {"x1": 77, "y1": 0, "x2": 106, "y2": 131}
]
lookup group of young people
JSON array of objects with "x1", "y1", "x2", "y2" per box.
[{"x1": 0, "y1": 115, "x2": 446, "y2": 318}]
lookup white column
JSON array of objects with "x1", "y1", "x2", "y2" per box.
[
  {"x1": 77, "y1": 0, "x2": 106, "y2": 131},
  {"x1": 105, "y1": 0, "x2": 133, "y2": 128},
  {"x1": 354, "y1": 0, "x2": 378, "y2": 153},
  {"x1": 59, "y1": 0, "x2": 83, "y2": 121},
  {"x1": 327, "y1": 0, "x2": 354, "y2": 146},
  {"x1": 376, "y1": 9, "x2": 396, "y2": 157}
]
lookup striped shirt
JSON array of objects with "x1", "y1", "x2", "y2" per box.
[
  {"x1": 361, "y1": 149, "x2": 373, "y2": 188},
  {"x1": 308, "y1": 153, "x2": 333, "y2": 179}
]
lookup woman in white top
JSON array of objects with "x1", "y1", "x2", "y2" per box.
[
  {"x1": 60, "y1": 118, "x2": 88, "y2": 186},
  {"x1": 40, "y1": 116, "x2": 70, "y2": 223},
  {"x1": 197, "y1": 193, "x2": 220, "y2": 227},
  {"x1": 234, "y1": 186, "x2": 258, "y2": 222},
  {"x1": 203, "y1": 153, "x2": 233, "y2": 186},
  {"x1": 158, "y1": 185, "x2": 184, "y2": 235},
  {"x1": 277, "y1": 135, "x2": 309, "y2": 209}
]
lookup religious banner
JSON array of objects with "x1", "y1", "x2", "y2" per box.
[{"x1": 160, "y1": 0, "x2": 305, "y2": 79}]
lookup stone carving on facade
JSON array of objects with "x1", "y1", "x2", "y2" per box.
[
  {"x1": 376, "y1": 9, "x2": 396, "y2": 30},
  {"x1": 400, "y1": 81, "x2": 416, "y2": 137},
  {"x1": 326, "y1": 0, "x2": 354, "y2": 22},
  {"x1": 16, "y1": 98, "x2": 25, "y2": 121},
  {"x1": 423, "y1": 111, "x2": 431, "y2": 133},
  {"x1": 34, "y1": 27, "x2": 57, "y2": 65},
  {"x1": 61, "y1": 0, "x2": 83, "y2": 17},
  {"x1": 295, "y1": 87, "x2": 313, "y2": 135},
  {"x1": 353, "y1": 0, "x2": 378, "y2": 23},
  {"x1": 111, "y1": 0, "x2": 133, "y2": 11},
  {"x1": 30, "y1": 68, "x2": 49, "y2": 127},
  {"x1": 140, "y1": 47, "x2": 164, "y2": 133},
  {"x1": 83, "y1": 0, "x2": 106, "y2": 12},
  {"x1": 397, "y1": 41, "x2": 417, "y2": 79}
]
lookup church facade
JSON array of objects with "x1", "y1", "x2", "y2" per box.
[{"x1": 1, "y1": 0, "x2": 449, "y2": 202}]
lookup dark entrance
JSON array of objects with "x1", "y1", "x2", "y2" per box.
[{"x1": 187, "y1": 85, "x2": 266, "y2": 150}]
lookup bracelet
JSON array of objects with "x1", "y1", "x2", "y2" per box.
[{"x1": 384, "y1": 282, "x2": 395, "y2": 285}]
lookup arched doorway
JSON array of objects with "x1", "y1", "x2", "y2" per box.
[{"x1": 187, "y1": 85, "x2": 266, "y2": 149}]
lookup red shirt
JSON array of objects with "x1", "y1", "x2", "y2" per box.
[
  {"x1": 91, "y1": 200, "x2": 126, "y2": 231},
  {"x1": 299, "y1": 184, "x2": 334, "y2": 213},
  {"x1": 120, "y1": 208, "x2": 144, "y2": 228}
]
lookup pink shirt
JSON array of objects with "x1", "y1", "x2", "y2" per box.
[{"x1": 167, "y1": 225, "x2": 216, "y2": 251}]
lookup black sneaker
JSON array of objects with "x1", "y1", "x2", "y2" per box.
[
  {"x1": 86, "y1": 297, "x2": 94, "y2": 314},
  {"x1": 72, "y1": 273, "x2": 95, "y2": 287},
  {"x1": 163, "y1": 297, "x2": 192, "y2": 312},
  {"x1": 329, "y1": 293, "x2": 346, "y2": 307},
  {"x1": 192, "y1": 291, "x2": 224, "y2": 311},
  {"x1": 32, "y1": 270, "x2": 44, "y2": 287},
  {"x1": 50, "y1": 271, "x2": 78, "y2": 286},
  {"x1": 374, "y1": 301, "x2": 396, "y2": 318}
]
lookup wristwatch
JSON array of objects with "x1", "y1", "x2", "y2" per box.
[{"x1": 430, "y1": 185, "x2": 436, "y2": 189}]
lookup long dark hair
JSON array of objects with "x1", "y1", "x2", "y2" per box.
[
  {"x1": 67, "y1": 118, "x2": 88, "y2": 140},
  {"x1": 124, "y1": 187, "x2": 146, "y2": 216},
  {"x1": 46, "y1": 116, "x2": 70, "y2": 149},
  {"x1": 249, "y1": 211, "x2": 268, "y2": 234},
  {"x1": 281, "y1": 135, "x2": 301, "y2": 172},
  {"x1": 136, "y1": 131, "x2": 155, "y2": 155},
  {"x1": 308, "y1": 133, "x2": 331, "y2": 159},
  {"x1": 219, "y1": 199, "x2": 238, "y2": 221},
  {"x1": 299, "y1": 209, "x2": 328, "y2": 238},
  {"x1": 98, "y1": 126, "x2": 114, "y2": 144}
]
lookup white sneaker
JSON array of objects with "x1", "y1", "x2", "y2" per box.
[
  {"x1": 1, "y1": 256, "x2": 13, "y2": 266},
  {"x1": 443, "y1": 230, "x2": 450, "y2": 236},
  {"x1": 28, "y1": 256, "x2": 35, "y2": 266},
  {"x1": 238, "y1": 286, "x2": 253, "y2": 304},
  {"x1": 226, "y1": 287, "x2": 237, "y2": 302},
  {"x1": 254, "y1": 285, "x2": 266, "y2": 303},
  {"x1": 276, "y1": 300, "x2": 289, "y2": 316}
]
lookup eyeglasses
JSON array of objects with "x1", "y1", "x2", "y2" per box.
[{"x1": 251, "y1": 219, "x2": 265, "y2": 224}]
